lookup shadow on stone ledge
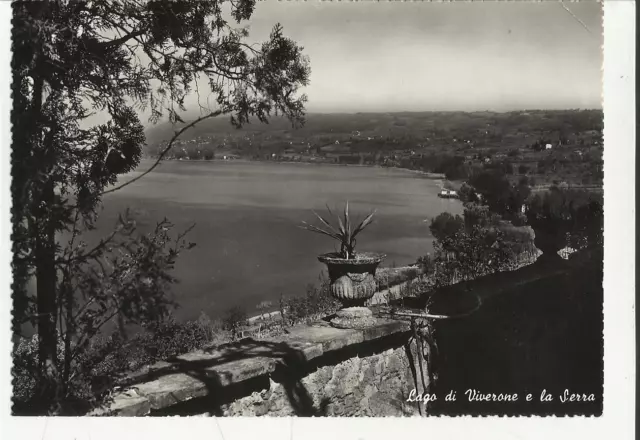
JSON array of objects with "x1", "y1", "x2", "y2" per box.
[
  {"x1": 144, "y1": 338, "x2": 330, "y2": 416},
  {"x1": 114, "y1": 318, "x2": 415, "y2": 417}
]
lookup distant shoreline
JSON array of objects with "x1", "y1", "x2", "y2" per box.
[
  {"x1": 142, "y1": 156, "x2": 449, "y2": 181},
  {"x1": 143, "y1": 158, "x2": 601, "y2": 194},
  {"x1": 138, "y1": 156, "x2": 456, "y2": 194}
]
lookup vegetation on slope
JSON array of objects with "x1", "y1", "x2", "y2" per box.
[{"x1": 144, "y1": 110, "x2": 603, "y2": 189}]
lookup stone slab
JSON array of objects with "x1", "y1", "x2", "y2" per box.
[
  {"x1": 204, "y1": 356, "x2": 278, "y2": 385},
  {"x1": 259, "y1": 338, "x2": 324, "y2": 363},
  {"x1": 285, "y1": 322, "x2": 365, "y2": 352},
  {"x1": 89, "y1": 390, "x2": 150, "y2": 417},
  {"x1": 134, "y1": 373, "x2": 210, "y2": 409},
  {"x1": 362, "y1": 319, "x2": 411, "y2": 341}
]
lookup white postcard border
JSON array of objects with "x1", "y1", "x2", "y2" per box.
[{"x1": 0, "y1": 1, "x2": 634, "y2": 439}]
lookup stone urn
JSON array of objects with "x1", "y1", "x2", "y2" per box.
[{"x1": 318, "y1": 252, "x2": 385, "y2": 329}]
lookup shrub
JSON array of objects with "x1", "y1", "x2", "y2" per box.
[
  {"x1": 12, "y1": 335, "x2": 73, "y2": 415},
  {"x1": 419, "y1": 200, "x2": 537, "y2": 291},
  {"x1": 463, "y1": 204, "x2": 502, "y2": 230},
  {"x1": 279, "y1": 280, "x2": 339, "y2": 326},
  {"x1": 431, "y1": 225, "x2": 513, "y2": 286},
  {"x1": 457, "y1": 182, "x2": 478, "y2": 204},
  {"x1": 146, "y1": 318, "x2": 214, "y2": 360},
  {"x1": 466, "y1": 169, "x2": 530, "y2": 220},
  {"x1": 429, "y1": 212, "x2": 464, "y2": 242},
  {"x1": 202, "y1": 148, "x2": 215, "y2": 160},
  {"x1": 174, "y1": 149, "x2": 188, "y2": 160},
  {"x1": 12, "y1": 215, "x2": 196, "y2": 415},
  {"x1": 12, "y1": 313, "x2": 223, "y2": 415},
  {"x1": 187, "y1": 148, "x2": 202, "y2": 160},
  {"x1": 222, "y1": 306, "x2": 248, "y2": 340},
  {"x1": 509, "y1": 212, "x2": 528, "y2": 227},
  {"x1": 526, "y1": 187, "x2": 603, "y2": 252}
]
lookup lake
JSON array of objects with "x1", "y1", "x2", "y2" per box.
[{"x1": 92, "y1": 160, "x2": 463, "y2": 320}]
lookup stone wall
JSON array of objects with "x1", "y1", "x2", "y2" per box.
[
  {"x1": 223, "y1": 345, "x2": 422, "y2": 416},
  {"x1": 95, "y1": 318, "x2": 431, "y2": 417}
]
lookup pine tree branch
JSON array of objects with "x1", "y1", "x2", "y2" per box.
[{"x1": 100, "y1": 110, "x2": 224, "y2": 196}]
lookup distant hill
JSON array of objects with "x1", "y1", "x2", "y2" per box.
[
  {"x1": 143, "y1": 110, "x2": 604, "y2": 147},
  {"x1": 142, "y1": 109, "x2": 603, "y2": 189}
]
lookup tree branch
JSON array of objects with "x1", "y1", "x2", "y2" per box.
[
  {"x1": 100, "y1": 110, "x2": 224, "y2": 196},
  {"x1": 99, "y1": 28, "x2": 147, "y2": 49}
]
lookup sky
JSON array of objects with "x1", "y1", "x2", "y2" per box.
[{"x1": 202, "y1": 0, "x2": 603, "y2": 113}]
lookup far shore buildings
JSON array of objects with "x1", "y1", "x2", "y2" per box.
[{"x1": 438, "y1": 189, "x2": 458, "y2": 199}]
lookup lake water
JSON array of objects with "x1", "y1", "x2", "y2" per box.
[{"x1": 92, "y1": 160, "x2": 463, "y2": 320}]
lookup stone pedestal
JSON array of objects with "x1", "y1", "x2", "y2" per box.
[{"x1": 330, "y1": 307, "x2": 377, "y2": 329}]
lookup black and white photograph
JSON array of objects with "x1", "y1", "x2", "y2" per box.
[{"x1": 1, "y1": 0, "x2": 634, "y2": 431}]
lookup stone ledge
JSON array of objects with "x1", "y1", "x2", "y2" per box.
[
  {"x1": 95, "y1": 316, "x2": 410, "y2": 416},
  {"x1": 88, "y1": 389, "x2": 150, "y2": 417}
]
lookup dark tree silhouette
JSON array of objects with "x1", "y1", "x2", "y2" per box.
[
  {"x1": 525, "y1": 187, "x2": 603, "y2": 258},
  {"x1": 11, "y1": 0, "x2": 309, "y2": 410}
]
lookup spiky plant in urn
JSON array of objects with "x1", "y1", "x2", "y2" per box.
[{"x1": 301, "y1": 202, "x2": 385, "y2": 329}]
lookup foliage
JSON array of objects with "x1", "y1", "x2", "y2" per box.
[
  {"x1": 423, "y1": 186, "x2": 602, "y2": 296},
  {"x1": 526, "y1": 187, "x2": 603, "y2": 251},
  {"x1": 279, "y1": 280, "x2": 339, "y2": 326},
  {"x1": 466, "y1": 169, "x2": 531, "y2": 221},
  {"x1": 173, "y1": 149, "x2": 188, "y2": 160},
  {"x1": 187, "y1": 149, "x2": 202, "y2": 160},
  {"x1": 457, "y1": 182, "x2": 477, "y2": 204},
  {"x1": 201, "y1": 147, "x2": 215, "y2": 161},
  {"x1": 12, "y1": 0, "x2": 309, "y2": 413},
  {"x1": 12, "y1": 310, "x2": 228, "y2": 415},
  {"x1": 12, "y1": 215, "x2": 195, "y2": 414},
  {"x1": 484, "y1": 160, "x2": 514, "y2": 176},
  {"x1": 12, "y1": 335, "x2": 73, "y2": 415},
  {"x1": 147, "y1": 316, "x2": 217, "y2": 360},
  {"x1": 468, "y1": 170, "x2": 510, "y2": 213},
  {"x1": 256, "y1": 300, "x2": 273, "y2": 311},
  {"x1": 222, "y1": 306, "x2": 248, "y2": 340},
  {"x1": 435, "y1": 155, "x2": 469, "y2": 180},
  {"x1": 462, "y1": 204, "x2": 503, "y2": 230},
  {"x1": 429, "y1": 212, "x2": 464, "y2": 242},
  {"x1": 300, "y1": 202, "x2": 376, "y2": 259},
  {"x1": 430, "y1": 224, "x2": 513, "y2": 287},
  {"x1": 375, "y1": 266, "x2": 423, "y2": 291},
  {"x1": 419, "y1": 201, "x2": 534, "y2": 292},
  {"x1": 142, "y1": 110, "x2": 603, "y2": 190}
]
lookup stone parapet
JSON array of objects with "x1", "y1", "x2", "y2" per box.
[{"x1": 92, "y1": 316, "x2": 426, "y2": 417}]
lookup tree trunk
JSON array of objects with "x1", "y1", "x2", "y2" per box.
[
  {"x1": 29, "y1": 57, "x2": 58, "y2": 376},
  {"x1": 36, "y1": 180, "x2": 59, "y2": 375},
  {"x1": 117, "y1": 311, "x2": 128, "y2": 341}
]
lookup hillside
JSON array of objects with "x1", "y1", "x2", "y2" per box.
[
  {"x1": 142, "y1": 109, "x2": 604, "y2": 188},
  {"x1": 144, "y1": 110, "x2": 603, "y2": 146}
]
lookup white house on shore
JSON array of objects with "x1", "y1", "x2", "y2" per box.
[{"x1": 438, "y1": 189, "x2": 458, "y2": 199}]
